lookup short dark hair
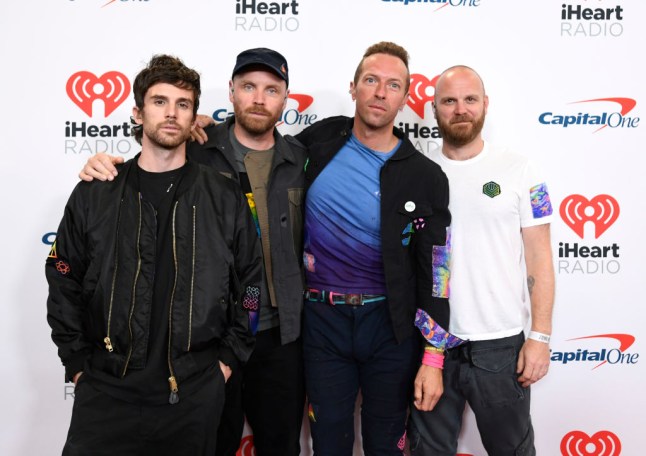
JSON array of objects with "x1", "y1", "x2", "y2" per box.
[
  {"x1": 353, "y1": 41, "x2": 411, "y2": 92},
  {"x1": 131, "y1": 55, "x2": 201, "y2": 144}
]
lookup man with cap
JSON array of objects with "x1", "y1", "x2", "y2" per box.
[{"x1": 79, "y1": 48, "x2": 307, "y2": 456}]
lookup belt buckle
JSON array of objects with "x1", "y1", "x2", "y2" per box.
[{"x1": 345, "y1": 294, "x2": 362, "y2": 306}]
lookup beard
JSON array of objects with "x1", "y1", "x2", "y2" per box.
[
  {"x1": 143, "y1": 121, "x2": 192, "y2": 149},
  {"x1": 437, "y1": 111, "x2": 485, "y2": 147},
  {"x1": 234, "y1": 104, "x2": 282, "y2": 135}
]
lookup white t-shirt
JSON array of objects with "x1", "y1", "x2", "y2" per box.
[{"x1": 427, "y1": 142, "x2": 553, "y2": 340}]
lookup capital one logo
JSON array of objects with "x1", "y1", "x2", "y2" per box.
[
  {"x1": 66, "y1": 71, "x2": 131, "y2": 117},
  {"x1": 407, "y1": 73, "x2": 439, "y2": 119},
  {"x1": 560, "y1": 194, "x2": 619, "y2": 239},
  {"x1": 561, "y1": 430, "x2": 621, "y2": 455}
]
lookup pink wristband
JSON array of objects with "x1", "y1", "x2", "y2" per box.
[{"x1": 421, "y1": 351, "x2": 444, "y2": 369}]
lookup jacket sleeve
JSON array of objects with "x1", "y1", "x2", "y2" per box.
[
  {"x1": 45, "y1": 184, "x2": 92, "y2": 381},
  {"x1": 218, "y1": 191, "x2": 263, "y2": 371},
  {"x1": 413, "y1": 168, "x2": 460, "y2": 349}
]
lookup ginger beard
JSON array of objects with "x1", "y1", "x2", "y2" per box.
[
  {"x1": 234, "y1": 103, "x2": 282, "y2": 136},
  {"x1": 436, "y1": 110, "x2": 485, "y2": 147}
]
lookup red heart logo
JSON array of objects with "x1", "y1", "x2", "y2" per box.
[
  {"x1": 406, "y1": 73, "x2": 438, "y2": 119},
  {"x1": 559, "y1": 194, "x2": 620, "y2": 239},
  {"x1": 561, "y1": 430, "x2": 621, "y2": 455},
  {"x1": 236, "y1": 435, "x2": 256, "y2": 456},
  {"x1": 66, "y1": 71, "x2": 131, "y2": 117}
]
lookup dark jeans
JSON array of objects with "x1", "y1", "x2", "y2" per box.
[
  {"x1": 216, "y1": 326, "x2": 305, "y2": 456},
  {"x1": 409, "y1": 332, "x2": 535, "y2": 456},
  {"x1": 63, "y1": 368, "x2": 225, "y2": 456},
  {"x1": 303, "y1": 298, "x2": 420, "y2": 456}
]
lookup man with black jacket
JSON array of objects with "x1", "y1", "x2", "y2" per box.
[
  {"x1": 78, "y1": 49, "x2": 306, "y2": 456},
  {"x1": 296, "y1": 42, "x2": 458, "y2": 456},
  {"x1": 47, "y1": 55, "x2": 262, "y2": 455}
]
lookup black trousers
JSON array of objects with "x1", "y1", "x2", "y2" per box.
[
  {"x1": 63, "y1": 369, "x2": 226, "y2": 456},
  {"x1": 216, "y1": 326, "x2": 306, "y2": 456}
]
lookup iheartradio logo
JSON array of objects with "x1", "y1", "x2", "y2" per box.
[
  {"x1": 561, "y1": 430, "x2": 621, "y2": 456},
  {"x1": 66, "y1": 71, "x2": 131, "y2": 117},
  {"x1": 559, "y1": 194, "x2": 620, "y2": 239},
  {"x1": 236, "y1": 435, "x2": 256, "y2": 456},
  {"x1": 407, "y1": 73, "x2": 439, "y2": 119}
]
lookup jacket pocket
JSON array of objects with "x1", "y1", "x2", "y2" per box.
[{"x1": 288, "y1": 188, "x2": 304, "y2": 258}]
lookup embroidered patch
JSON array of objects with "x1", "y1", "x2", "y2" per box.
[
  {"x1": 308, "y1": 403, "x2": 316, "y2": 422},
  {"x1": 303, "y1": 252, "x2": 316, "y2": 272},
  {"x1": 401, "y1": 222, "x2": 413, "y2": 246},
  {"x1": 414, "y1": 308, "x2": 465, "y2": 349},
  {"x1": 482, "y1": 181, "x2": 501, "y2": 198},
  {"x1": 248, "y1": 311, "x2": 259, "y2": 336},
  {"x1": 242, "y1": 285, "x2": 260, "y2": 312},
  {"x1": 530, "y1": 183, "x2": 553, "y2": 218},
  {"x1": 48, "y1": 240, "x2": 58, "y2": 259},
  {"x1": 55, "y1": 260, "x2": 71, "y2": 275},
  {"x1": 245, "y1": 192, "x2": 261, "y2": 238},
  {"x1": 397, "y1": 430, "x2": 407, "y2": 451},
  {"x1": 432, "y1": 228, "x2": 451, "y2": 298}
]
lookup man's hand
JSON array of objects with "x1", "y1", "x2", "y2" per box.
[
  {"x1": 219, "y1": 361, "x2": 232, "y2": 383},
  {"x1": 79, "y1": 153, "x2": 123, "y2": 182},
  {"x1": 190, "y1": 114, "x2": 216, "y2": 145},
  {"x1": 72, "y1": 371, "x2": 83, "y2": 385},
  {"x1": 516, "y1": 339, "x2": 550, "y2": 387},
  {"x1": 413, "y1": 364, "x2": 443, "y2": 411}
]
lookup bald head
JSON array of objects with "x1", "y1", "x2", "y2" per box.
[
  {"x1": 434, "y1": 65, "x2": 485, "y2": 101},
  {"x1": 432, "y1": 65, "x2": 488, "y2": 151}
]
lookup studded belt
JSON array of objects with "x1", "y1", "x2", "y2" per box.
[{"x1": 304, "y1": 288, "x2": 386, "y2": 306}]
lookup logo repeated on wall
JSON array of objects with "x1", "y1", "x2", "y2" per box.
[
  {"x1": 561, "y1": 430, "x2": 622, "y2": 456},
  {"x1": 401, "y1": 73, "x2": 442, "y2": 154},
  {"x1": 235, "y1": 435, "x2": 255, "y2": 456},
  {"x1": 538, "y1": 98, "x2": 639, "y2": 132},
  {"x1": 558, "y1": 194, "x2": 620, "y2": 274},
  {"x1": 551, "y1": 333, "x2": 638, "y2": 369},
  {"x1": 381, "y1": 0, "x2": 483, "y2": 11},
  {"x1": 560, "y1": 2, "x2": 624, "y2": 38},
  {"x1": 65, "y1": 70, "x2": 135, "y2": 156},
  {"x1": 234, "y1": 0, "x2": 301, "y2": 32},
  {"x1": 212, "y1": 93, "x2": 318, "y2": 128}
]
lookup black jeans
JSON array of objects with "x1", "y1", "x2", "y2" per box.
[
  {"x1": 409, "y1": 332, "x2": 535, "y2": 456},
  {"x1": 216, "y1": 326, "x2": 305, "y2": 456},
  {"x1": 63, "y1": 368, "x2": 225, "y2": 456}
]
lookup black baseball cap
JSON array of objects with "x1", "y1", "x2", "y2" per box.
[{"x1": 231, "y1": 48, "x2": 289, "y2": 87}]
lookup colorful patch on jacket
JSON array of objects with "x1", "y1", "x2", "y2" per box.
[
  {"x1": 432, "y1": 228, "x2": 451, "y2": 298},
  {"x1": 245, "y1": 192, "x2": 261, "y2": 238},
  {"x1": 401, "y1": 217, "x2": 427, "y2": 246},
  {"x1": 414, "y1": 308, "x2": 465, "y2": 349},
  {"x1": 308, "y1": 403, "x2": 316, "y2": 422},
  {"x1": 397, "y1": 431, "x2": 407, "y2": 451},
  {"x1": 242, "y1": 285, "x2": 260, "y2": 335},
  {"x1": 55, "y1": 260, "x2": 71, "y2": 276},
  {"x1": 48, "y1": 240, "x2": 57, "y2": 259},
  {"x1": 529, "y1": 183, "x2": 553, "y2": 219}
]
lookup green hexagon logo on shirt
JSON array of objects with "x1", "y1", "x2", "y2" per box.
[{"x1": 482, "y1": 181, "x2": 501, "y2": 198}]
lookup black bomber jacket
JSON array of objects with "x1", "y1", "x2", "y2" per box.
[{"x1": 46, "y1": 155, "x2": 262, "y2": 387}]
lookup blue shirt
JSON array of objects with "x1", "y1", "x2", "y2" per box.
[{"x1": 303, "y1": 134, "x2": 400, "y2": 294}]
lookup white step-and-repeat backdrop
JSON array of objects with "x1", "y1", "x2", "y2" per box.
[{"x1": 1, "y1": 1, "x2": 644, "y2": 455}]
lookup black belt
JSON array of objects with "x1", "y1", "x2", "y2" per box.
[{"x1": 304, "y1": 288, "x2": 386, "y2": 306}]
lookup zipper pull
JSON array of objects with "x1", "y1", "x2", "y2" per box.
[
  {"x1": 104, "y1": 337, "x2": 113, "y2": 352},
  {"x1": 168, "y1": 376, "x2": 179, "y2": 404}
]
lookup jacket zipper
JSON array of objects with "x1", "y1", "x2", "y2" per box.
[
  {"x1": 167, "y1": 201, "x2": 180, "y2": 404},
  {"x1": 121, "y1": 194, "x2": 143, "y2": 377},
  {"x1": 104, "y1": 199, "x2": 125, "y2": 353},
  {"x1": 187, "y1": 205, "x2": 196, "y2": 351}
]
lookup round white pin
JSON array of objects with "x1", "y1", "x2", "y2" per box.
[{"x1": 405, "y1": 201, "x2": 416, "y2": 212}]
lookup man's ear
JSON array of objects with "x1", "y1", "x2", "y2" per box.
[
  {"x1": 349, "y1": 82, "x2": 356, "y2": 101},
  {"x1": 228, "y1": 80, "x2": 235, "y2": 103},
  {"x1": 132, "y1": 106, "x2": 143, "y2": 125}
]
